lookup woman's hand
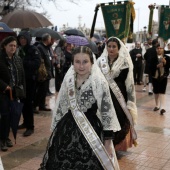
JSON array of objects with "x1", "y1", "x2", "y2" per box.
[
  {"x1": 162, "y1": 57, "x2": 166, "y2": 65},
  {"x1": 3, "y1": 86, "x2": 11, "y2": 93},
  {"x1": 104, "y1": 139, "x2": 114, "y2": 158},
  {"x1": 5, "y1": 86, "x2": 11, "y2": 91},
  {"x1": 157, "y1": 63, "x2": 163, "y2": 68},
  {"x1": 57, "y1": 64, "x2": 60, "y2": 68}
]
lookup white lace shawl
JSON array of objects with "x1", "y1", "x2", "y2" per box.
[
  {"x1": 97, "y1": 37, "x2": 138, "y2": 125},
  {"x1": 51, "y1": 58, "x2": 121, "y2": 132}
]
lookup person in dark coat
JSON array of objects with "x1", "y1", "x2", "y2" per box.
[
  {"x1": 17, "y1": 31, "x2": 41, "y2": 137},
  {"x1": 34, "y1": 33, "x2": 52, "y2": 112},
  {"x1": 142, "y1": 38, "x2": 152, "y2": 92},
  {"x1": 54, "y1": 39, "x2": 66, "y2": 92},
  {"x1": 150, "y1": 44, "x2": 170, "y2": 115},
  {"x1": 130, "y1": 41, "x2": 143, "y2": 85},
  {"x1": 0, "y1": 36, "x2": 25, "y2": 151},
  {"x1": 63, "y1": 43, "x2": 72, "y2": 78},
  {"x1": 46, "y1": 38, "x2": 55, "y2": 96},
  {"x1": 144, "y1": 39, "x2": 159, "y2": 95}
]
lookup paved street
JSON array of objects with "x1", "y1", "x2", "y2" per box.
[{"x1": 1, "y1": 79, "x2": 170, "y2": 170}]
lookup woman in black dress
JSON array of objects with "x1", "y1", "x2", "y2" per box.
[
  {"x1": 150, "y1": 44, "x2": 170, "y2": 115},
  {"x1": 39, "y1": 46, "x2": 121, "y2": 170},
  {"x1": 97, "y1": 37, "x2": 138, "y2": 151}
]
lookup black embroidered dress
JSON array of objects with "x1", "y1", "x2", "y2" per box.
[{"x1": 39, "y1": 73, "x2": 120, "y2": 170}]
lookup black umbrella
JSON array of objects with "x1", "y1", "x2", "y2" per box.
[
  {"x1": 64, "y1": 29, "x2": 85, "y2": 37},
  {"x1": 31, "y1": 28, "x2": 63, "y2": 40},
  {"x1": 86, "y1": 40, "x2": 98, "y2": 54},
  {"x1": 9, "y1": 89, "x2": 23, "y2": 143},
  {"x1": 92, "y1": 33, "x2": 103, "y2": 42}
]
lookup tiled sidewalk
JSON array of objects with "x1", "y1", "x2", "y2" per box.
[{"x1": 1, "y1": 80, "x2": 170, "y2": 170}]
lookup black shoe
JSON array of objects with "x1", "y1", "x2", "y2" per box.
[
  {"x1": 18, "y1": 123, "x2": 26, "y2": 129},
  {"x1": 6, "y1": 138, "x2": 13, "y2": 147},
  {"x1": 46, "y1": 92, "x2": 54, "y2": 96},
  {"x1": 153, "y1": 107, "x2": 160, "y2": 111},
  {"x1": 33, "y1": 109, "x2": 39, "y2": 114},
  {"x1": 23, "y1": 129, "x2": 34, "y2": 137},
  {"x1": 1, "y1": 140, "x2": 8, "y2": 152},
  {"x1": 49, "y1": 91, "x2": 54, "y2": 95},
  {"x1": 160, "y1": 109, "x2": 166, "y2": 115},
  {"x1": 148, "y1": 92, "x2": 153, "y2": 95},
  {"x1": 39, "y1": 107, "x2": 51, "y2": 111},
  {"x1": 137, "y1": 82, "x2": 141, "y2": 85}
]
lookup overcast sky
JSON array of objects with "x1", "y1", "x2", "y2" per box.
[{"x1": 37, "y1": 0, "x2": 170, "y2": 32}]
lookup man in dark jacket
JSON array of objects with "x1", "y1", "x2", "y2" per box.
[
  {"x1": 130, "y1": 41, "x2": 143, "y2": 85},
  {"x1": 144, "y1": 39, "x2": 159, "y2": 95},
  {"x1": 34, "y1": 33, "x2": 52, "y2": 112},
  {"x1": 63, "y1": 43, "x2": 72, "y2": 78},
  {"x1": 17, "y1": 31, "x2": 41, "y2": 136}
]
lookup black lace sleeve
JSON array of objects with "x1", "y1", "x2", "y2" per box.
[{"x1": 103, "y1": 130, "x2": 115, "y2": 140}]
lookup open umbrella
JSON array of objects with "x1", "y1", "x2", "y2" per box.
[
  {"x1": 0, "y1": 10, "x2": 53, "y2": 29},
  {"x1": 66, "y1": 35, "x2": 89, "y2": 46},
  {"x1": 9, "y1": 89, "x2": 23, "y2": 143},
  {"x1": 0, "y1": 22, "x2": 16, "y2": 42},
  {"x1": 86, "y1": 40, "x2": 98, "y2": 54},
  {"x1": 91, "y1": 33, "x2": 103, "y2": 43},
  {"x1": 64, "y1": 29, "x2": 85, "y2": 37},
  {"x1": 0, "y1": 22, "x2": 14, "y2": 33},
  {"x1": 30, "y1": 28, "x2": 63, "y2": 40}
]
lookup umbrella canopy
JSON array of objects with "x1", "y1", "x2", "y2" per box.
[
  {"x1": 0, "y1": 10, "x2": 53, "y2": 29},
  {"x1": 91, "y1": 33, "x2": 103, "y2": 43},
  {"x1": 86, "y1": 40, "x2": 98, "y2": 54},
  {"x1": 64, "y1": 29, "x2": 85, "y2": 37},
  {"x1": 9, "y1": 89, "x2": 23, "y2": 143},
  {"x1": 30, "y1": 28, "x2": 63, "y2": 40},
  {"x1": 0, "y1": 22, "x2": 14, "y2": 33},
  {"x1": 0, "y1": 22, "x2": 16, "y2": 42},
  {"x1": 66, "y1": 35, "x2": 89, "y2": 46}
]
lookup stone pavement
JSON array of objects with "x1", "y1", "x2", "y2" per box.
[{"x1": 1, "y1": 79, "x2": 170, "y2": 170}]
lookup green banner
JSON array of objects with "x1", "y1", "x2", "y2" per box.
[
  {"x1": 159, "y1": 6, "x2": 170, "y2": 41},
  {"x1": 101, "y1": 1, "x2": 131, "y2": 40}
]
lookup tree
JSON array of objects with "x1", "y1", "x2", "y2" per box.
[{"x1": 0, "y1": 0, "x2": 80, "y2": 16}]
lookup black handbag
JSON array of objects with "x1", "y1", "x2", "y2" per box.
[{"x1": 14, "y1": 85, "x2": 25, "y2": 98}]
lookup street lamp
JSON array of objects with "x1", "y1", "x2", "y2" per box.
[{"x1": 143, "y1": 26, "x2": 147, "y2": 42}]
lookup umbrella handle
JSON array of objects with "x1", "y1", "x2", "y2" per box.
[{"x1": 9, "y1": 88, "x2": 13, "y2": 100}]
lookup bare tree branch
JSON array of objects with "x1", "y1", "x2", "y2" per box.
[{"x1": 0, "y1": 0, "x2": 83, "y2": 17}]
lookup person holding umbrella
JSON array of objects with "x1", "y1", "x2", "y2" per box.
[{"x1": 0, "y1": 36, "x2": 25, "y2": 151}]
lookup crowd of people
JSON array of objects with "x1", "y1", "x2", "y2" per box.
[
  {"x1": 129, "y1": 38, "x2": 170, "y2": 115},
  {"x1": 0, "y1": 30, "x2": 170, "y2": 169}
]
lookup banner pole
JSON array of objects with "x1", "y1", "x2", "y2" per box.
[{"x1": 90, "y1": 4, "x2": 100, "y2": 38}]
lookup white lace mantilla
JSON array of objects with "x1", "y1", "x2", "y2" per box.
[
  {"x1": 97, "y1": 37, "x2": 138, "y2": 125},
  {"x1": 51, "y1": 63, "x2": 121, "y2": 132}
]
